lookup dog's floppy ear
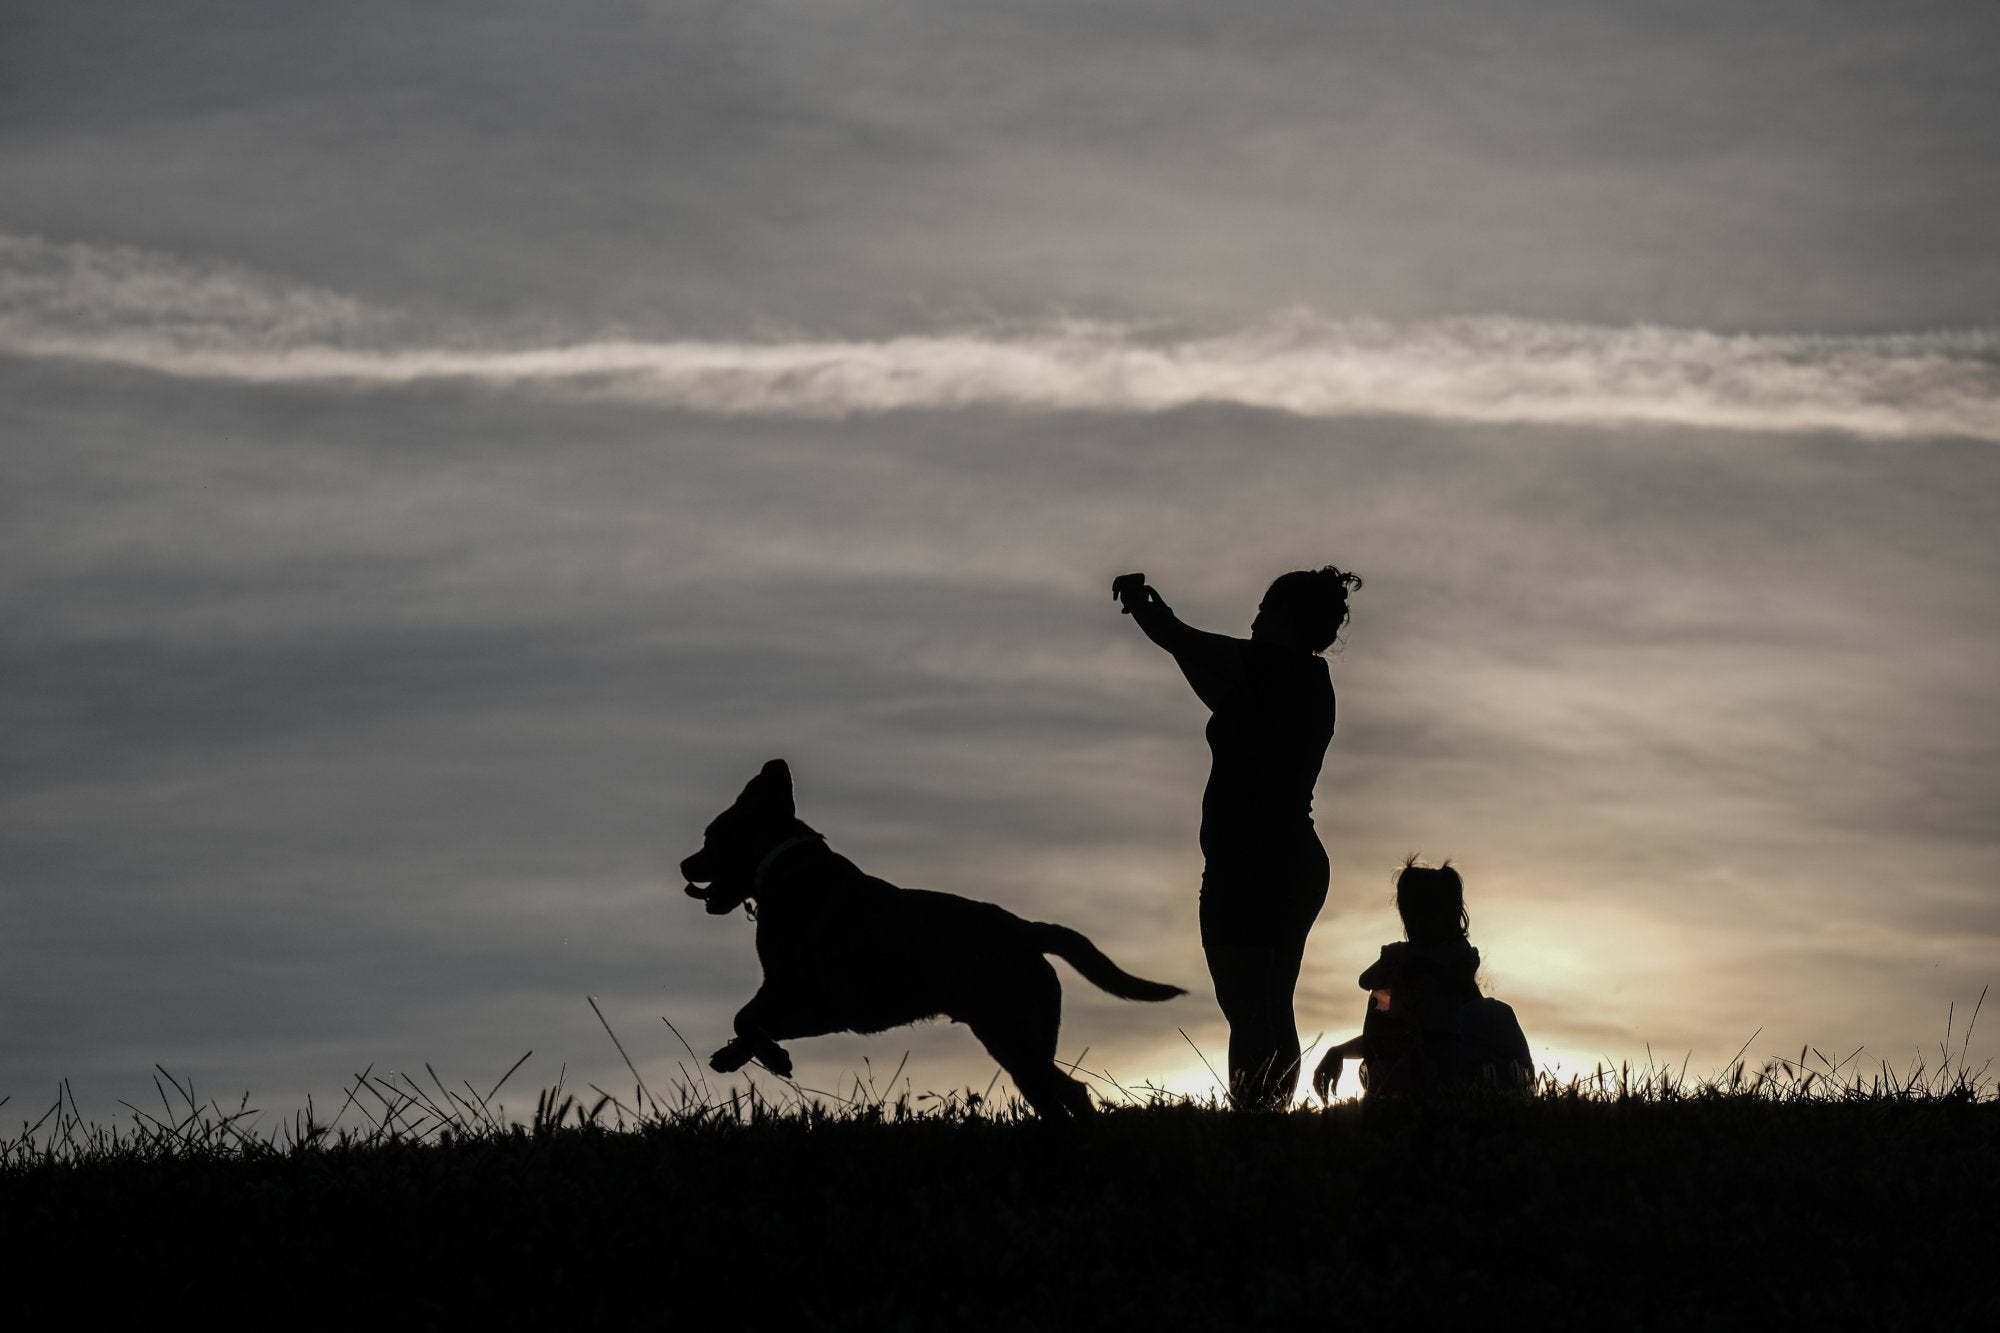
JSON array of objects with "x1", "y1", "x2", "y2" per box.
[{"x1": 748, "y1": 758, "x2": 795, "y2": 818}]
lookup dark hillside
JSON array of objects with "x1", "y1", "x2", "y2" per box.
[{"x1": 5, "y1": 1080, "x2": 1993, "y2": 1326}]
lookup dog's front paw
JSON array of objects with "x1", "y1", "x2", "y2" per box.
[
  {"x1": 757, "y1": 1042, "x2": 793, "y2": 1079},
  {"x1": 710, "y1": 1039, "x2": 753, "y2": 1073}
]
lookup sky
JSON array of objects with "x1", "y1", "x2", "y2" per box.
[{"x1": 5, "y1": 1, "x2": 1998, "y2": 1128}]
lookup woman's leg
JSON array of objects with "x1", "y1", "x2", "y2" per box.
[
  {"x1": 1276, "y1": 839, "x2": 1329, "y2": 1103},
  {"x1": 1268, "y1": 928, "x2": 1309, "y2": 1100},
  {"x1": 1203, "y1": 937, "x2": 1314, "y2": 1109},
  {"x1": 1202, "y1": 841, "x2": 1327, "y2": 1109},
  {"x1": 1204, "y1": 943, "x2": 1283, "y2": 1108}
]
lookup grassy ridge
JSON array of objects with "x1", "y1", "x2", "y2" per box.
[{"x1": 4, "y1": 1054, "x2": 1994, "y2": 1326}]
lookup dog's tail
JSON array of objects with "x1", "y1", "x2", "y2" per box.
[{"x1": 1031, "y1": 923, "x2": 1186, "y2": 1002}]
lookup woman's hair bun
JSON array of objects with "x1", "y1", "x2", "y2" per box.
[
  {"x1": 1316, "y1": 565, "x2": 1363, "y2": 596},
  {"x1": 1265, "y1": 565, "x2": 1362, "y2": 651}
]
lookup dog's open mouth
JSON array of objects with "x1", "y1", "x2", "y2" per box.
[
  {"x1": 684, "y1": 879, "x2": 749, "y2": 915},
  {"x1": 681, "y1": 845, "x2": 752, "y2": 915}
]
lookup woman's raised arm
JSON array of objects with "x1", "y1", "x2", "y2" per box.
[{"x1": 1114, "y1": 575, "x2": 1247, "y2": 710}]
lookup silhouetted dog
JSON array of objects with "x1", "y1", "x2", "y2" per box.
[{"x1": 680, "y1": 760, "x2": 1185, "y2": 1119}]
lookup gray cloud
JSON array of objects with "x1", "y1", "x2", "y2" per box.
[{"x1": 7, "y1": 4, "x2": 1998, "y2": 335}]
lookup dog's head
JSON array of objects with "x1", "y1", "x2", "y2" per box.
[{"x1": 680, "y1": 759, "x2": 804, "y2": 916}]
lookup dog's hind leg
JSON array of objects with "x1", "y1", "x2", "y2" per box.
[
  {"x1": 977, "y1": 1025, "x2": 1094, "y2": 1120},
  {"x1": 965, "y1": 962, "x2": 1094, "y2": 1121}
]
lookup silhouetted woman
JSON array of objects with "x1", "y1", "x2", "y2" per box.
[{"x1": 1115, "y1": 566, "x2": 1361, "y2": 1108}]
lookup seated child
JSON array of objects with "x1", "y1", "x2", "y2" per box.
[{"x1": 1312, "y1": 858, "x2": 1533, "y2": 1101}]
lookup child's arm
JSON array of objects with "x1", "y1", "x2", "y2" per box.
[
  {"x1": 1312, "y1": 1034, "x2": 1369, "y2": 1102},
  {"x1": 1358, "y1": 942, "x2": 1406, "y2": 991}
]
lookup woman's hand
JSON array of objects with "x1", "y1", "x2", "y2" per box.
[{"x1": 1112, "y1": 572, "x2": 1154, "y2": 615}]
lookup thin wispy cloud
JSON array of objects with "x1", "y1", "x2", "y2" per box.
[
  {"x1": 6, "y1": 235, "x2": 1997, "y2": 440},
  {"x1": 0, "y1": 234, "x2": 370, "y2": 344}
]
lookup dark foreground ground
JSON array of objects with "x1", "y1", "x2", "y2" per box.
[{"x1": 5, "y1": 1083, "x2": 1994, "y2": 1327}]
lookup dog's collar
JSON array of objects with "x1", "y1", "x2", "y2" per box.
[{"x1": 753, "y1": 834, "x2": 825, "y2": 891}]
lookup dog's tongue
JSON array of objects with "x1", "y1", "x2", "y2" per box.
[{"x1": 686, "y1": 880, "x2": 745, "y2": 914}]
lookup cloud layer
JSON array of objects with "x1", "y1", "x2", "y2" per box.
[
  {"x1": 8, "y1": 330, "x2": 1996, "y2": 1124},
  {"x1": 7, "y1": 3, "x2": 1998, "y2": 1124},
  {"x1": 7, "y1": 236, "x2": 1996, "y2": 439}
]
